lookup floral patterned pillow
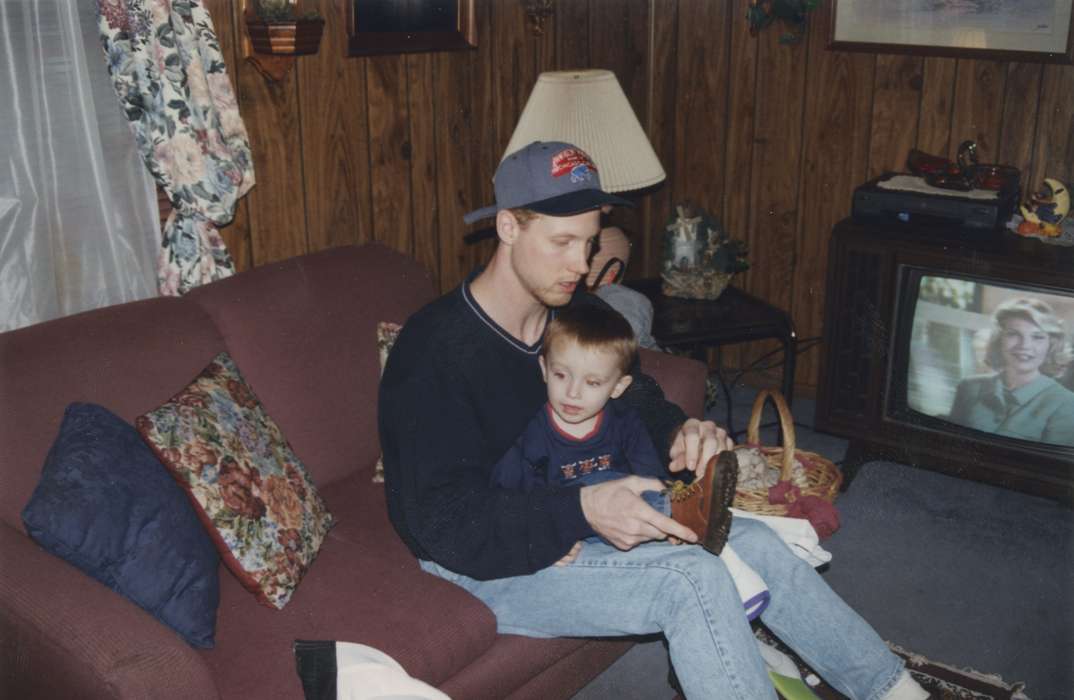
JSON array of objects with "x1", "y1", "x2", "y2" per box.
[
  {"x1": 373, "y1": 321, "x2": 403, "y2": 484},
  {"x1": 136, "y1": 352, "x2": 333, "y2": 610}
]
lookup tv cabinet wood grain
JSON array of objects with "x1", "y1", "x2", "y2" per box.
[{"x1": 816, "y1": 218, "x2": 1074, "y2": 503}]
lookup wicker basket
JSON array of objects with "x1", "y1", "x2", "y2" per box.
[{"x1": 732, "y1": 389, "x2": 842, "y2": 516}]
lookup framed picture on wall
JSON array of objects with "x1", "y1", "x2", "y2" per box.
[
  {"x1": 828, "y1": 0, "x2": 1074, "y2": 63},
  {"x1": 347, "y1": 0, "x2": 477, "y2": 56}
]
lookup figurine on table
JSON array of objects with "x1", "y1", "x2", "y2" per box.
[{"x1": 1018, "y1": 179, "x2": 1070, "y2": 238}]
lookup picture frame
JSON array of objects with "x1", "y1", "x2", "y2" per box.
[
  {"x1": 347, "y1": 0, "x2": 477, "y2": 56},
  {"x1": 828, "y1": 0, "x2": 1074, "y2": 64}
]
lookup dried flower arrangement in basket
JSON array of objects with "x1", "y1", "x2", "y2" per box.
[
  {"x1": 733, "y1": 390, "x2": 843, "y2": 537},
  {"x1": 661, "y1": 204, "x2": 749, "y2": 300}
]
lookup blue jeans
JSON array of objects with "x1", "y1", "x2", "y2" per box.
[{"x1": 420, "y1": 517, "x2": 904, "y2": 700}]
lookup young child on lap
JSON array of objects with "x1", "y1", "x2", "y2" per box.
[
  {"x1": 490, "y1": 303, "x2": 765, "y2": 617},
  {"x1": 489, "y1": 302, "x2": 667, "y2": 507}
]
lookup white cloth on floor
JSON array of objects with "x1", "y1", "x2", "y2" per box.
[
  {"x1": 731, "y1": 508, "x2": 833, "y2": 567},
  {"x1": 336, "y1": 642, "x2": 450, "y2": 700}
]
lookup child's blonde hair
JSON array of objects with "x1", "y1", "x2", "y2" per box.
[{"x1": 543, "y1": 304, "x2": 638, "y2": 375}]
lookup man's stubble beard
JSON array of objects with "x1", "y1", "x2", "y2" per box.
[{"x1": 511, "y1": 250, "x2": 571, "y2": 309}]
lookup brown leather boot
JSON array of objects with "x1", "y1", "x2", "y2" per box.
[{"x1": 666, "y1": 450, "x2": 738, "y2": 555}]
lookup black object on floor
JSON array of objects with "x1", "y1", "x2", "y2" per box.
[{"x1": 294, "y1": 639, "x2": 337, "y2": 700}]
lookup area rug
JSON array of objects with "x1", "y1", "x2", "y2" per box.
[{"x1": 755, "y1": 627, "x2": 1032, "y2": 700}]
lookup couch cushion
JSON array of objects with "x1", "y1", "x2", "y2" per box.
[
  {"x1": 200, "y1": 469, "x2": 498, "y2": 699},
  {"x1": 187, "y1": 244, "x2": 436, "y2": 488},
  {"x1": 638, "y1": 347, "x2": 707, "y2": 420},
  {"x1": 0, "y1": 296, "x2": 226, "y2": 529},
  {"x1": 138, "y1": 352, "x2": 334, "y2": 610},
  {"x1": 21, "y1": 402, "x2": 220, "y2": 648}
]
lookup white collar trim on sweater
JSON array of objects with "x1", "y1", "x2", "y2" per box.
[{"x1": 460, "y1": 280, "x2": 545, "y2": 355}]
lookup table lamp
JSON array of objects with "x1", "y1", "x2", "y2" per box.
[
  {"x1": 503, "y1": 69, "x2": 665, "y2": 193},
  {"x1": 503, "y1": 69, "x2": 665, "y2": 287}
]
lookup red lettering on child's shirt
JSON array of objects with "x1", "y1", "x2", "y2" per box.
[{"x1": 559, "y1": 454, "x2": 613, "y2": 480}]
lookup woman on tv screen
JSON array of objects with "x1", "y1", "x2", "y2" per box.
[{"x1": 948, "y1": 297, "x2": 1074, "y2": 446}]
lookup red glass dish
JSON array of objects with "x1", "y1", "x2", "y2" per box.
[{"x1": 971, "y1": 164, "x2": 1020, "y2": 192}]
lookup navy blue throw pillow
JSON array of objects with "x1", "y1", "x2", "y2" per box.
[{"x1": 21, "y1": 403, "x2": 220, "y2": 648}]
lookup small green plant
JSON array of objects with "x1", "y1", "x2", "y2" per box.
[
  {"x1": 255, "y1": 0, "x2": 291, "y2": 22},
  {"x1": 255, "y1": 0, "x2": 321, "y2": 23}
]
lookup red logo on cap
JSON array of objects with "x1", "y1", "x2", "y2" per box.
[{"x1": 550, "y1": 148, "x2": 597, "y2": 179}]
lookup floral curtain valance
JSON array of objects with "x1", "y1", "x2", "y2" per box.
[{"x1": 97, "y1": 0, "x2": 255, "y2": 295}]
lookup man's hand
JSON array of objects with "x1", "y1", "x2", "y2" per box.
[
  {"x1": 554, "y1": 541, "x2": 583, "y2": 566},
  {"x1": 668, "y1": 418, "x2": 734, "y2": 479},
  {"x1": 579, "y1": 476, "x2": 698, "y2": 550}
]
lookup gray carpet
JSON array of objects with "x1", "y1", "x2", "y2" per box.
[
  {"x1": 574, "y1": 387, "x2": 1074, "y2": 700},
  {"x1": 823, "y1": 460, "x2": 1073, "y2": 700}
]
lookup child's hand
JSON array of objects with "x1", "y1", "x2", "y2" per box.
[{"x1": 554, "y1": 541, "x2": 583, "y2": 566}]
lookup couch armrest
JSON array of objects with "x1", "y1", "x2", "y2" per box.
[
  {"x1": 638, "y1": 348, "x2": 708, "y2": 420},
  {"x1": 0, "y1": 525, "x2": 219, "y2": 699}
]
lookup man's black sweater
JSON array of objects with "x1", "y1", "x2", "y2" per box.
[{"x1": 379, "y1": 278, "x2": 687, "y2": 581}]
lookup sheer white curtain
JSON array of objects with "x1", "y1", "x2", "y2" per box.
[{"x1": 0, "y1": 1, "x2": 159, "y2": 332}]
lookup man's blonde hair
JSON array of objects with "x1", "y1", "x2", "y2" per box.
[
  {"x1": 543, "y1": 304, "x2": 638, "y2": 376},
  {"x1": 507, "y1": 207, "x2": 540, "y2": 227}
]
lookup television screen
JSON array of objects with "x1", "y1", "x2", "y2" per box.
[{"x1": 904, "y1": 274, "x2": 1074, "y2": 448}]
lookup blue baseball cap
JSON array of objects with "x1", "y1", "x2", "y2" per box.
[{"x1": 463, "y1": 141, "x2": 633, "y2": 225}]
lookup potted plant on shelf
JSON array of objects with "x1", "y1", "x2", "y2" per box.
[{"x1": 246, "y1": 0, "x2": 324, "y2": 56}]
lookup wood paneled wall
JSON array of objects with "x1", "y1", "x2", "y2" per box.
[{"x1": 204, "y1": 0, "x2": 1074, "y2": 391}]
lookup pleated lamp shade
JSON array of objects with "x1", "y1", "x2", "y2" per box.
[{"x1": 502, "y1": 69, "x2": 665, "y2": 193}]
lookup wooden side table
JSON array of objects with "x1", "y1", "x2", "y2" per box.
[{"x1": 625, "y1": 278, "x2": 798, "y2": 436}]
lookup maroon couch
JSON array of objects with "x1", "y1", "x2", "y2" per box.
[{"x1": 0, "y1": 244, "x2": 707, "y2": 699}]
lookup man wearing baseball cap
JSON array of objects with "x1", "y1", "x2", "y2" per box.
[
  {"x1": 461, "y1": 140, "x2": 632, "y2": 225},
  {"x1": 379, "y1": 141, "x2": 926, "y2": 699}
]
